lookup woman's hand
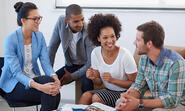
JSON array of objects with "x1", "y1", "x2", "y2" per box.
[
  {"x1": 52, "y1": 75, "x2": 61, "y2": 88},
  {"x1": 39, "y1": 82, "x2": 59, "y2": 96},
  {"x1": 86, "y1": 67, "x2": 95, "y2": 80},
  {"x1": 30, "y1": 80, "x2": 60, "y2": 96},
  {"x1": 102, "y1": 72, "x2": 113, "y2": 83},
  {"x1": 86, "y1": 67, "x2": 100, "y2": 80},
  {"x1": 40, "y1": 82, "x2": 60, "y2": 96}
]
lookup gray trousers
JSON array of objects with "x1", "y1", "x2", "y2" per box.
[
  {"x1": 134, "y1": 104, "x2": 185, "y2": 111},
  {"x1": 153, "y1": 104, "x2": 185, "y2": 111}
]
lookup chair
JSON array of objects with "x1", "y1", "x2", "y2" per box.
[
  {"x1": 0, "y1": 57, "x2": 39, "y2": 111},
  {"x1": 133, "y1": 45, "x2": 185, "y2": 67},
  {"x1": 0, "y1": 57, "x2": 6, "y2": 103},
  {"x1": 75, "y1": 45, "x2": 185, "y2": 102}
]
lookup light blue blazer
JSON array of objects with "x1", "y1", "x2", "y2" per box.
[{"x1": 0, "y1": 28, "x2": 55, "y2": 93}]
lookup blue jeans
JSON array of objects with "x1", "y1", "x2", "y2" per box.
[
  {"x1": 56, "y1": 64, "x2": 93, "y2": 93},
  {"x1": 5, "y1": 76, "x2": 60, "y2": 111}
]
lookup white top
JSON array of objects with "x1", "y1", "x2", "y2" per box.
[
  {"x1": 69, "y1": 32, "x2": 80, "y2": 64},
  {"x1": 91, "y1": 46, "x2": 137, "y2": 91},
  {"x1": 24, "y1": 44, "x2": 36, "y2": 78}
]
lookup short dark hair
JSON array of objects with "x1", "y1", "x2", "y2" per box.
[
  {"x1": 87, "y1": 14, "x2": 122, "y2": 46},
  {"x1": 137, "y1": 21, "x2": 165, "y2": 49},
  {"x1": 65, "y1": 4, "x2": 82, "y2": 18},
  {"x1": 14, "y1": 2, "x2": 37, "y2": 26}
]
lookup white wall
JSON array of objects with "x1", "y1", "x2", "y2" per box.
[
  {"x1": 1, "y1": 0, "x2": 185, "y2": 101},
  {"x1": 0, "y1": 0, "x2": 5, "y2": 57},
  {"x1": 1, "y1": 0, "x2": 185, "y2": 55}
]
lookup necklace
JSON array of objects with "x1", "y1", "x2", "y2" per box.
[{"x1": 101, "y1": 48, "x2": 119, "y2": 65}]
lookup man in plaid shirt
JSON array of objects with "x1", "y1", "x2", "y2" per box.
[{"x1": 116, "y1": 21, "x2": 185, "y2": 111}]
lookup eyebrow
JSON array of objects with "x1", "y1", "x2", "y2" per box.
[
  {"x1": 28, "y1": 15, "x2": 41, "y2": 18},
  {"x1": 73, "y1": 17, "x2": 84, "y2": 22}
]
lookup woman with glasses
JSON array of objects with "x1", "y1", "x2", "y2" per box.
[
  {"x1": 78, "y1": 14, "x2": 137, "y2": 107},
  {"x1": 0, "y1": 2, "x2": 60, "y2": 111}
]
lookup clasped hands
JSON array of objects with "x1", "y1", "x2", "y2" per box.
[
  {"x1": 41, "y1": 75, "x2": 61, "y2": 96},
  {"x1": 115, "y1": 91, "x2": 140, "y2": 111}
]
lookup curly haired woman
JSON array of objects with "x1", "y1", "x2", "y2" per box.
[{"x1": 78, "y1": 14, "x2": 137, "y2": 107}]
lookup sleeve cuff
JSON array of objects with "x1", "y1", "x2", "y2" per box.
[
  {"x1": 71, "y1": 72, "x2": 79, "y2": 80},
  {"x1": 159, "y1": 96, "x2": 176, "y2": 108},
  {"x1": 51, "y1": 73, "x2": 57, "y2": 77},
  {"x1": 29, "y1": 79, "x2": 34, "y2": 87},
  {"x1": 129, "y1": 87, "x2": 142, "y2": 94}
]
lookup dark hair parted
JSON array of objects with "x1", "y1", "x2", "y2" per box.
[
  {"x1": 14, "y1": 2, "x2": 37, "y2": 26},
  {"x1": 137, "y1": 21, "x2": 165, "y2": 49},
  {"x1": 87, "y1": 14, "x2": 121, "y2": 46},
  {"x1": 65, "y1": 4, "x2": 82, "y2": 18}
]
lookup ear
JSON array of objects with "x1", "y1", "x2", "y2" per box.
[
  {"x1": 65, "y1": 18, "x2": 69, "y2": 23},
  {"x1": 146, "y1": 40, "x2": 153, "y2": 48},
  {"x1": 97, "y1": 36, "x2": 101, "y2": 42},
  {"x1": 21, "y1": 18, "x2": 26, "y2": 25}
]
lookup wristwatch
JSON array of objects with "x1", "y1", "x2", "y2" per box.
[{"x1": 138, "y1": 99, "x2": 144, "y2": 110}]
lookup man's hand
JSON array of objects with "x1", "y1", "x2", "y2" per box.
[
  {"x1": 102, "y1": 72, "x2": 113, "y2": 83},
  {"x1": 116, "y1": 93, "x2": 139, "y2": 111},
  {"x1": 60, "y1": 68, "x2": 72, "y2": 86}
]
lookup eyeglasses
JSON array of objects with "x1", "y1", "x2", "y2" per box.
[{"x1": 25, "y1": 16, "x2": 43, "y2": 23}]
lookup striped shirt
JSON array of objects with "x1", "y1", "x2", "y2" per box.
[{"x1": 130, "y1": 47, "x2": 185, "y2": 108}]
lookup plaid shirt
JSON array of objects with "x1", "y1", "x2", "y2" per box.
[{"x1": 130, "y1": 47, "x2": 185, "y2": 108}]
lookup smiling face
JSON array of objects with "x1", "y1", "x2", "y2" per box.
[
  {"x1": 98, "y1": 27, "x2": 117, "y2": 51},
  {"x1": 66, "y1": 13, "x2": 84, "y2": 33},
  {"x1": 133, "y1": 31, "x2": 149, "y2": 55},
  {"x1": 22, "y1": 9, "x2": 41, "y2": 32}
]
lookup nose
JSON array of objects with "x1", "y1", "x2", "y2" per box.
[
  {"x1": 133, "y1": 40, "x2": 136, "y2": 45},
  {"x1": 35, "y1": 21, "x2": 40, "y2": 26},
  {"x1": 35, "y1": 17, "x2": 42, "y2": 25},
  {"x1": 107, "y1": 37, "x2": 113, "y2": 43},
  {"x1": 38, "y1": 20, "x2": 41, "y2": 24},
  {"x1": 78, "y1": 21, "x2": 83, "y2": 27}
]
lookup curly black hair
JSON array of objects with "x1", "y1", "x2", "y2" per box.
[{"x1": 87, "y1": 14, "x2": 122, "y2": 46}]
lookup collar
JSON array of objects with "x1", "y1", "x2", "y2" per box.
[
  {"x1": 65, "y1": 23, "x2": 69, "y2": 29},
  {"x1": 65, "y1": 23, "x2": 86, "y2": 41},
  {"x1": 17, "y1": 28, "x2": 38, "y2": 61},
  {"x1": 148, "y1": 47, "x2": 166, "y2": 66}
]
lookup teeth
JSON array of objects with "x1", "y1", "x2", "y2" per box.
[{"x1": 107, "y1": 44, "x2": 112, "y2": 47}]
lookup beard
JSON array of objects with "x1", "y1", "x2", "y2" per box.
[{"x1": 136, "y1": 47, "x2": 148, "y2": 55}]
